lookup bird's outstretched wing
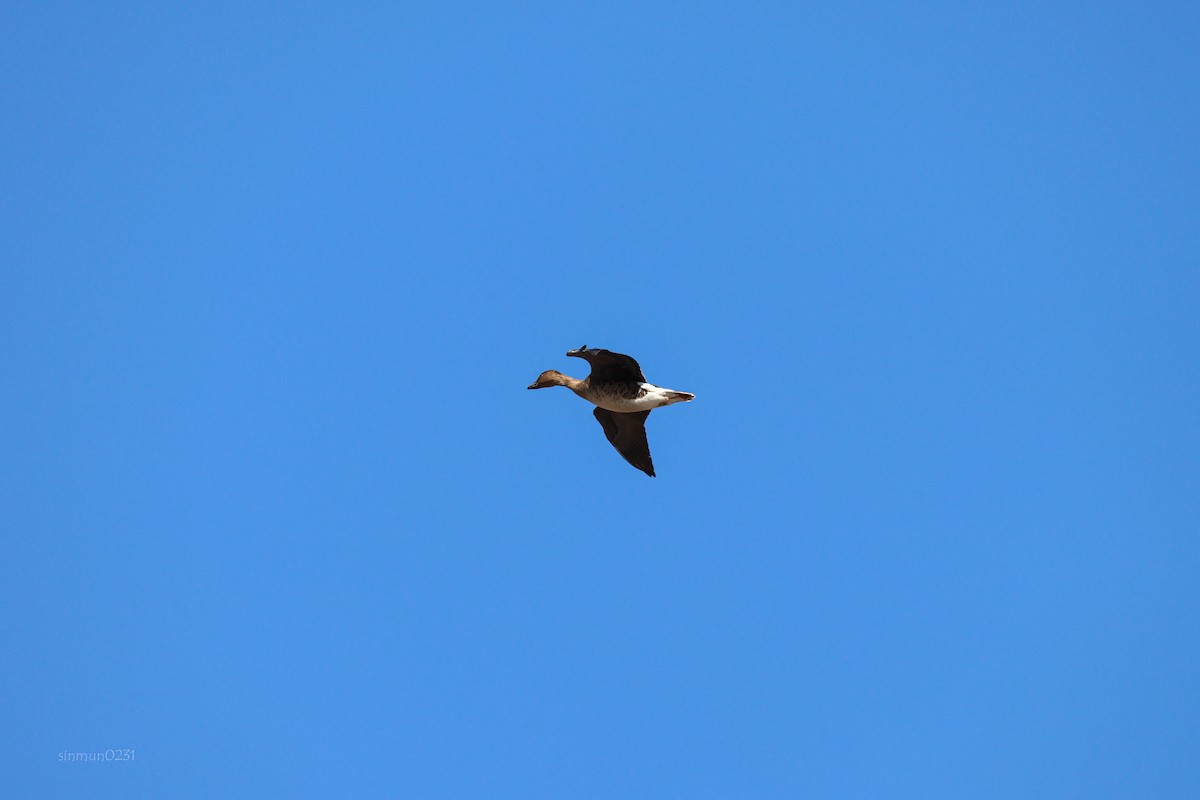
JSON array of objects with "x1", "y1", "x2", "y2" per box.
[
  {"x1": 592, "y1": 408, "x2": 655, "y2": 477},
  {"x1": 567, "y1": 346, "x2": 647, "y2": 383}
]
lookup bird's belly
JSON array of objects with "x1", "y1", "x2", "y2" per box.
[
  {"x1": 587, "y1": 383, "x2": 666, "y2": 413},
  {"x1": 592, "y1": 394, "x2": 658, "y2": 413}
]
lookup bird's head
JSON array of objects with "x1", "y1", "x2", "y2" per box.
[{"x1": 527, "y1": 370, "x2": 568, "y2": 390}]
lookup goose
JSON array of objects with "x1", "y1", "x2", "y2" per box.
[{"x1": 527, "y1": 345, "x2": 694, "y2": 477}]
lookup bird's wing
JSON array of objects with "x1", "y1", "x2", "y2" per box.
[
  {"x1": 592, "y1": 408, "x2": 655, "y2": 477},
  {"x1": 568, "y1": 347, "x2": 647, "y2": 383}
]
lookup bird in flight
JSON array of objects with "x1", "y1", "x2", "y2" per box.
[{"x1": 528, "y1": 345, "x2": 694, "y2": 477}]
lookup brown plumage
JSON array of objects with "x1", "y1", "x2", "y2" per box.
[{"x1": 527, "y1": 345, "x2": 694, "y2": 477}]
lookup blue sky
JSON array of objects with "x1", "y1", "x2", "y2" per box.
[{"x1": 2, "y1": 2, "x2": 1197, "y2": 797}]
